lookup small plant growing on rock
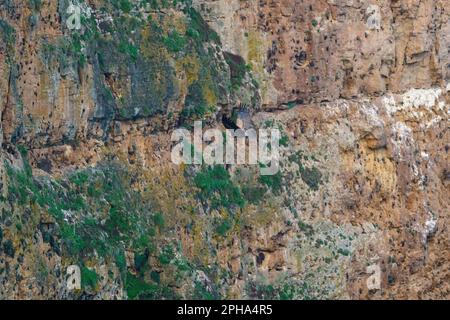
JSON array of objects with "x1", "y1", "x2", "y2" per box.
[
  {"x1": 299, "y1": 166, "x2": 322, "y2": 191},
  {"x1": 81, "y1": 266, "x2": 99, "y2": 290},
  {"x1": 194, "y1": 165, "x2": 245, "y2": 210},
  {"x1": 2, "y1": 239, "x2": 15, "y2": 258}
]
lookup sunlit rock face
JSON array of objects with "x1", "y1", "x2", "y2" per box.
[
  {"x1": 0, "y1": 0, "x2": 448, "y2": 300},
  {"x1": 194, "y1": 0, "x2": 450, "y2": 107}
]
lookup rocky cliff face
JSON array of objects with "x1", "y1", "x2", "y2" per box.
[
  {"x1": 195, "y1": 0, "x2": 450, "y2": 105},
  {"x1": 0, "y1": 0, "x2": 448, "y2": 300}
]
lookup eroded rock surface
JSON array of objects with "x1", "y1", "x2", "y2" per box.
[
  {"x1": 195, "y1": 0, "x2": 450, "y2": 106},
  {"x1": 0, "y1": 0, "x2": 448, "y2": 300}
]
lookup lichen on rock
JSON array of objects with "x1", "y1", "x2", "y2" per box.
[{"x1": 0, "y1": 0, "x2": 448, "y2": 300}]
